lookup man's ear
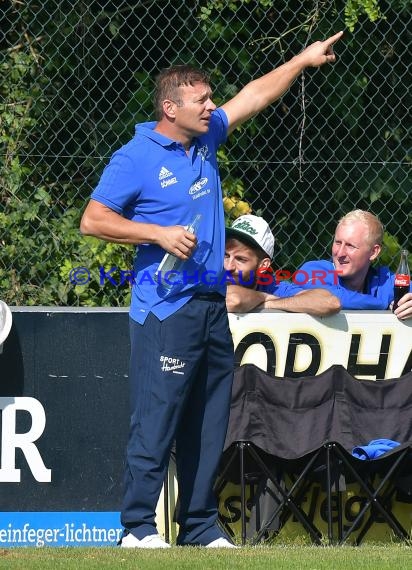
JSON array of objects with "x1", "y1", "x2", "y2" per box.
[
  {"x1": 370, "y1": 243, "x2": 381, "y2": 262},
  {"x1": 162, "y1": 99, "x2": 176, "y2": 119},
  {"x1": 258, "y1": 258, "x2": 272, "y2": 270}
]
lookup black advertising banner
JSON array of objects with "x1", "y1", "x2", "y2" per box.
[
  {"x1": 0, "y1": 309, "x2": 130, "y2": 546},
  {"x1": 0, "y1": 308, "x2": 411, "y2": 546}
]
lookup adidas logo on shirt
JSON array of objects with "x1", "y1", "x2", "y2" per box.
[
  {"x1": 159, "y1": 166, "x2": 173, "y2": 180},
  {"x1": 159, "y1": 166, "x2": 178, "y2": 188}
]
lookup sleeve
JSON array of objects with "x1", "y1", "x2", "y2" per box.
[
  {"x1": 371, "y1": 266, "x2": 395, "y2": 308},
  {"x1": 91, "y1": 151, "x2": 140, "y2": 215},
  {"x1": 259, "y1": 279, "x2": 304, "y2": 298},
  {"x1": 330, "y1": 288, "x2": 389, "y2": 310},
  {"x1": 298, "y1": 261, "x2": 388, "y2": 310},
  {"x1": 213, "y1": 108, "x2": 229, "y2": 145},
  {"x1": 274, "y1": 281, "x2": 306, "y2": 298}
]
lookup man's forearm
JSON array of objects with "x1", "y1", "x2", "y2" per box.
[
  {"x1": 222, "y1": 31, "x2": 343, "y2": 133},
  {"x1": 80, "y1": 199, "x2": 198, "y2": 259},
  {"x1": 224, "y1": 58, "x2": 305, "y2": 131},
  {"x1": 226, "y1": 286, "x2": 340, "y2": 315},
  {"x1": 263, "y1": 289, "x2": 341, "y2": 316},
  {"x1": 226, "y1": 285, "x2": 272, "y2": 313}
]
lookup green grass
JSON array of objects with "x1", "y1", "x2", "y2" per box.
[{"x1": 1, "y1": 544, "x2": 411, "y2": 570}]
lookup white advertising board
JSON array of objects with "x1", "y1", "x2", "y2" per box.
[{"x1": 229, "y1": 310, "x2": 412, "y2": 380}]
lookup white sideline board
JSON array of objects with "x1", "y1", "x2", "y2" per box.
[{"x1": 228, "y1": 310, "x2": 412, "y2": 380}]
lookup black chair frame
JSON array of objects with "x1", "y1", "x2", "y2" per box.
[{"x1": 216, "y1": 440, "x2": 412, "y2": 545}]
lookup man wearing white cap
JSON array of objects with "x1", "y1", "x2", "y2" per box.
[{"x1": 225, "y1": 215, "x2": 340, "y2": 315}]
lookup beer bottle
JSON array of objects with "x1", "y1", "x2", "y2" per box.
[{"x1": 393, "y1": 249, "x2": 410, "y2": 312}]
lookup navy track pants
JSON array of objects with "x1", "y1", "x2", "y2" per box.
[{"x1": 121, "y1": 294, "x2": 234, "y2": 545}]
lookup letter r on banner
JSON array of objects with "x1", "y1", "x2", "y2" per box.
[{"x1": 0, "y1": 397, "x2": 51, "y2": 482}]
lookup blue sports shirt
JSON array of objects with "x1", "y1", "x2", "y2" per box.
[
  {"x1": 297, "y1": 259, "x2": 408, "y2": 309},
  {"x1": 256, "y1": 280, "x2": 307, "y2": 298},
  {"x1": 91, "y1": 109, "x2": 229, "y2": 323}
]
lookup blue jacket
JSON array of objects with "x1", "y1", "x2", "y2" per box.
[
  {"x1": 297, "y1": 259, "x2": 399, "y2": 310},
  {"x1": 352, "y1": 439, "x2": 400, "y2": 460}
]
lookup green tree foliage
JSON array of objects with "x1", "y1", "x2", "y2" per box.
[
  {"x1": 344, "y1": 0, "x2": 384, "y2": 30},
  {"x1": 1, "y1": 0, "x2": 410, "y2": 305},
  {"x1": 197, "y1": 0, "x2": 411, "y2": 269},
  {"x1": 1, "y1": 1, "x2": 134, "y2": 306}
]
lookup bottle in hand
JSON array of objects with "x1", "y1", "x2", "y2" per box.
[
  {"x1": 393, "y1": 249, "x2": 410, "y2": 312},
  {"x1": 155, "y1": 214, "x2": 202, "y2": 289}
]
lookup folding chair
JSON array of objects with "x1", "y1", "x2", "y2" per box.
[
  {"x1": 216, "y1": 363, "x2": 412, "y2": 545},
  {"x1": 216, "y1": 441, "x2": 328, "y2": 544},
  {"x1": 216, "y1": 364, "x2": 346, "y2": 544},
  {"x1": 328, "y1": 442, "x2": 412, "y2": 544},
  {"x1": 333, "y1": 368, "x2": 412, "y2": 544}
]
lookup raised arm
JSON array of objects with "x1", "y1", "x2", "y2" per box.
[{"x1": 222, "y1": 31, "x2": 343, "y2": 134}]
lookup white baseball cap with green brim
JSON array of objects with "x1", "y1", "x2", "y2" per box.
[{"x1": 226, "y1": 214, "x2": 275, "y2": 260}]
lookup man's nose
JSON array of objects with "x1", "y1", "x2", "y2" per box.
[
  {"x1": 336, "y1": 244, "x2": 347, "y2": 257},
  {"x1": 224, "y1": 257, "x2": 235, "y2": 271},
  {"x1": 206, "y1": 98, "x2": 217, "y2": 112}
]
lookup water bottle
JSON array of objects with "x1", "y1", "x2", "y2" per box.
[{"x1": 154, "y1": 214, "x2": 202, "y2": 289}]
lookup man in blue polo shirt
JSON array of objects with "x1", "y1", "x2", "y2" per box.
[
  {"x1": 224, "y1": 214, "x2": 340, "y2": 315},
  {"x1": 80, "y1": 31, "x2": 343, "y2": 549},
  {"x1": 298, "y1": 210, "x2": 412, "y2": 319}
]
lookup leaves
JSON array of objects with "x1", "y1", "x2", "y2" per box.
[
  {"x1": 345, "y1": 0, "x2": 385, "y2": 32},
  {"x1": 1, "y1": 0, "x2": 409, "y2": 307}
]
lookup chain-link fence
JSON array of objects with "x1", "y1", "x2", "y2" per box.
[{"x1": 1, "y1": 0, "x2": 411, "y2": 306}]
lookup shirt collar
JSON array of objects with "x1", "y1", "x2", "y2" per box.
[{"x1": 136, "y1": 121, "x2": 199, "y2": 151}]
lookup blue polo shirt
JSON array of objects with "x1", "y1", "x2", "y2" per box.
[
  {"x1": 256, "y1": 280, "x2": 306, "y2": 297},
  {"x1": 297, "y1": 259, "x2": 405, "y2": 309},
  {"x1": 91, "y1": 109, "x2": 229, "y2": 323}
]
